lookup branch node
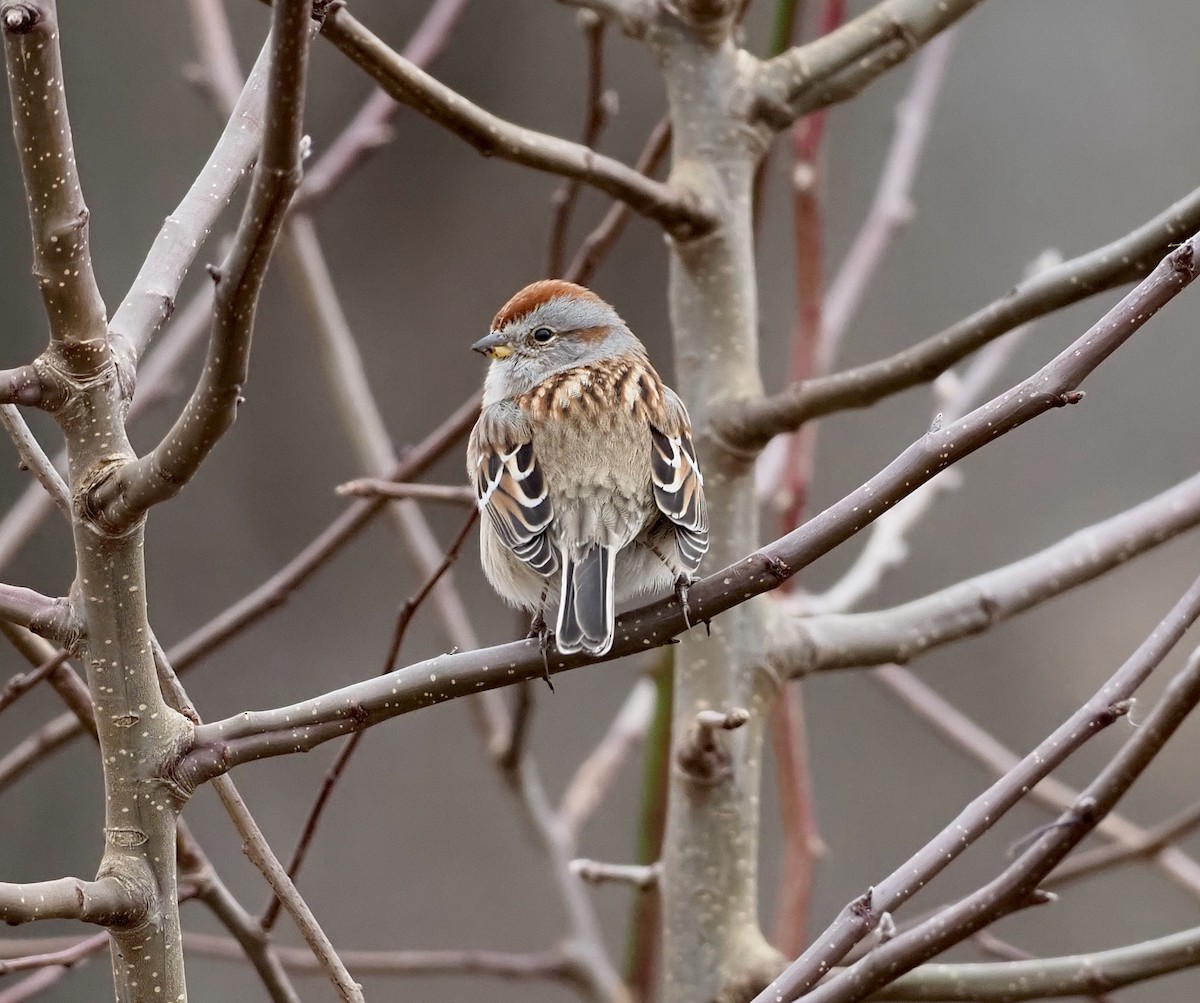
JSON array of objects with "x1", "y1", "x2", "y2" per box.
[
  {"x1": 1, "y1": 2, "x2": 38, "y2": 33},
  {"x1": 676, "y1": 706, "x2": 749, "y2": 785},
  {"x1": 1057, "y1": 389, "x2": 1085, "y2": 406}
]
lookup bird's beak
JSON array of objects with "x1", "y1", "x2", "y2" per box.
[{"x1": 471, "y1": 332, "x2": 514, "y2": 360}]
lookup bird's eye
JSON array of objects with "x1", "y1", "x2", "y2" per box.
[{"x1": 532, "y1": 327, "x2": 555, "y2": 343}]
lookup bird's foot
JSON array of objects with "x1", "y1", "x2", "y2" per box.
[
  {"x1": 674, "y1": 574, "x2": 699, "y2": 632},
  {"x1": 527, "y1": 612, "x2": 554, "y2": 692}
]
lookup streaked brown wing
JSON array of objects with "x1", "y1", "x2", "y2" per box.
[
  {"x1": 474, "y1": 439, "x2": 559, "y2": 576},
  {"x1": 650, "y1": 424, "x2": 709, "y2": 575}
]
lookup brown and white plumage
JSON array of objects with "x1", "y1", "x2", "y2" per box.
[{"x1": 467, "y1": 280, "x2": 708, "y2": 656}]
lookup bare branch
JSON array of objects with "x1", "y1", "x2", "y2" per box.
[
  {"x1": 754, "y1": 571, "x2": 1200, "y2": 1003},
  {"x1": 92, "y1": 2, "x2": 314, "y2": 529},
  {"x1": 560, "y1": 676, "x2": 657, "y2": 842},
  {"x1": 1047, "y1": 798, "x2": 1200, "y2": 891},
  {"x1": 0, "y1": 932, "x2": 106, "y2": 977},
  {"x1": 819, "y1": 28, "x2": 957, "y2": 368},
  {"x1": 0, "y1": 405, "x2": 68, "y2": 515},
  {"x1": 874, "y1": 665, "x2": 1200, "y2": 900},
  {"x1": 108, "y1": 35, "x2": 276, "y2": 364},
  {"x1": 804, "y1": 642, "x2": 1200, "y2": 1003},
  {"x1": 259, "y1": 510, "x2": 478, "y2": 931},
  {"x1": 562, "y1": 116, "x2": 671, "y2": 285},
  {"x1": 185, "y1": 932, "x2": 581, "y2": 982},
  {"x1": 716, "y1": 185, "x2": 1200, "y2": 452},
  {"x1": 0, "y1": 875, "x2": 143, "y2": 927},
  {"x1": 335, "y1": 479, "x2": 475, "y2": 504},
  {"x1": 1, "y1": 0, "x2": 107, "y2": 356},
  {"x1": 548, "y1": 12, "x2": 612, "y2": 277},
  {"x1": 317, "y1": 5, "x2": 714, "y2": 238},
  {"x1": 752, "y1": 0, "x2": 985, "y2": 130},
  {"x1": 181, "y1": 234, "x2": 1200, "y2": 778},
  {"x1": 0, "y1": 584, "x2": 74, "y2": 644},
  {"x1": 874, "y1": 925, "x2": 1200, "y2": 1001},
  {"x1": 571, "y1": 860, "x2": 661, "y2": 890},
  {"x1": 0, "y1": 395, "x2": 480, "y2": 786},
  {"x1": 297, "y1": 0, "x2": 474, "y2": 209},
  {"x1": 149, "y1": 638, "x2": 363, "y2": 1003},
  {"x1": 180, "y1": 836, "x2": 300, "y2": 1003},
  {"x1": 779, "y1": 469, "x2": 1200, "y2": 674}
]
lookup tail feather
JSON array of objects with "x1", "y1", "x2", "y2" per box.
[{"x1": 555, "y1": 544, "x2": 616, "y2": 655}]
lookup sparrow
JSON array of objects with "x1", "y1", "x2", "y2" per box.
[{"x1": 467, "y1": 279, "x2": 708, "y2": 659}]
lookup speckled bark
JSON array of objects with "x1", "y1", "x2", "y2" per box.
[{"x1": 647, "y1": 9, "x2": 784, "y2": 1001}]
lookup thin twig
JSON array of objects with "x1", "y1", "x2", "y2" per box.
[
  {"x1": 804, "y1": 642, "x2": 1200, "y2": 1003},
  {"x1": 259, "y1": 510, "x2": 478, "y2": 931},
  {"x1": 562, "y1": 116, "x2": 671, "y2": 285},
  {"x1": 819, "y1": 27, "x2": 958, "y2": 371},
  {"x1": 335, "y1": 479, "x2": 475, "y2": 504},
  {"x1": 0, "y1": 405, "x2": 68, "y2": 515},
  {"x1": 548, "y1": 12, "x2": 612, "y2": 276}
]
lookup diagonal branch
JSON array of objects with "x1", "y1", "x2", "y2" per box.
[
  {"x1": 89, "y1": 2, "x2": 314, "y2": 531},
  {"x1": 716, "y1": 184, "x2": 1200, "y2": 452},
  {"x1": 803, "y1": 641, "x2": 1200, "y2": 1003},
  {"x1": 752, "y1": 0, "x2": 986, "y2": 130},
  {"x1": 0, "y1": 405, "x2": 69, "y2": 516},
  {"x1": 755, "y1": 572, "x2": 1200, "y2": 1003},
  {"x1": 316, "y1": 4, "x2": 714, "y2": 238},
  {"x1": 179, "y1": 233, "x2": 1200, "y2": 781},
  {"x1": 108, "y1": 35, "x2": 277, "y2": 365},
  {"x1": 773, "y1": 468, "x2": 1200, "y2": 675},
  {"x1": 1, "y1": 0, "x2": 107, "y2": 357}
]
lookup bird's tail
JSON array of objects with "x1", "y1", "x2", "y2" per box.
[{"x1": 555, "y1": 544, "x2": 616, "y2": 656}]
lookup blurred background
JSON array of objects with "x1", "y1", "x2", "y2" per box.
[{"x1": 3, "y1": 1, "x2": 1200, "y2": 999}]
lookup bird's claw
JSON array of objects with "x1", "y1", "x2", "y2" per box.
[
  {"x1": 528, "y1": 612, "x2": 554, "y2": 692},
  {"x1": 675, "y1": 575, "x2": 698, "y2": 632}
]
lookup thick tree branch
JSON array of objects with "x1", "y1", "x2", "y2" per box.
[
  {"x1": 1, "y1": 0, "x2": 107, "y2": 360},
  {"x1": 752, "y1": 0, "x2": 986, "y2": 130},
  {"x1": 0, "y1": 876, "x2": 144, "y2": 927},
  {"x1": 90, "y1": 2, "x2": 314, "y2": 530},
  {"x1": 717, "y1": 184, "x2": 1200, "y2": 451},
  {"x1": 754, "y1": 571, "x2": 1200, "y2": 1003},
  {"x1": 316, "y1": 5, "x2": 714, "y2": 238},
  {"x1": 0, "y1": 584, "x2": 75, "y2": 646}
]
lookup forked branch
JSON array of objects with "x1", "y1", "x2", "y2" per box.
[{"x1": 88, "y1": 1, "x2": 314, "y2": 530}]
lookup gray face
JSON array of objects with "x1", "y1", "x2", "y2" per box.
[{"x1": 475, "y1": 294, "x2": 644, "y2": 401}]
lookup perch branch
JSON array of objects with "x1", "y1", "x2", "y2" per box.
[
  {"x1": 180, "y1": 233, "x2": 1200, "y2": 777},
  {"x1": 0, "y1": 876, "x2": 144, "y2": 927}
]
